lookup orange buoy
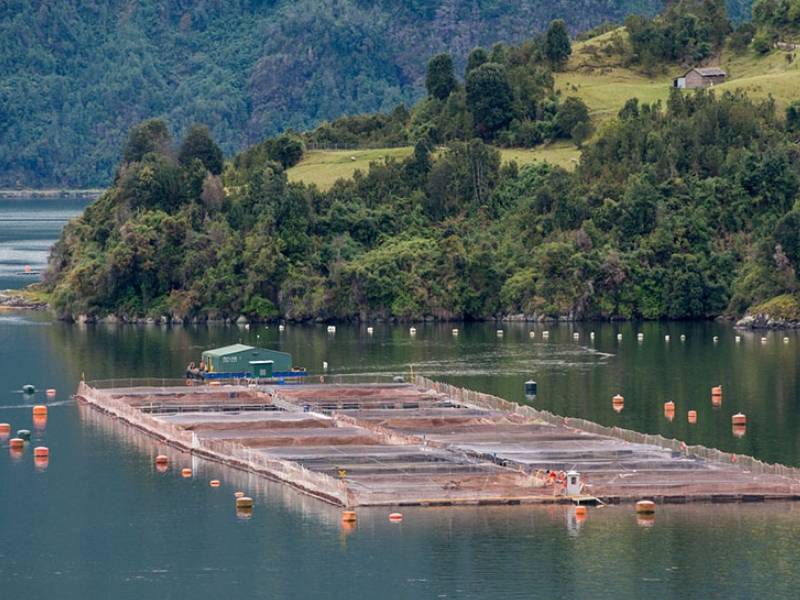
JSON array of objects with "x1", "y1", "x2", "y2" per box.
[
  {"x1": 732, "y1": 413, "x2": 747, "y2": 426},
  {"x1": 236, "y1": 496, "x2": 254, "y2": 508},
  {"x1": 181, "y1": 468, "x2": 192, "y2": 478},
  {"x1": 34, "y1": 446, "x2": 49, "y2": 458},
  {"x1": 32, "y1": 405, "x2": 47, "y2": 417},
  {"x1": 9, "y1": 437, "x2": 24, "y2": 449},
  {"x1": 342, "y1": 510, "x2": 357, "y2": 523},
  {"x1": 688, "y1": 410, "x2": 697, "y2": 424},
  {"x1": 612, "y1": 394, "x2": 624, "y2": 412},
  {"x1": 234, "y1": 491, "x2": 245, "y2": 498},
  {"x1": 46, "y1": 388, "x2": 56, "y2": 397},
  {"x1": 664, "y1": 401, "x2": 675, "y2": 421},
  {"x1": 209, "y1": 479, "x2": 221, "y2": 487},
  {"x1": 732, "y1": 424, "x2": 747, "y2": 438},
  {"x1": 635, "y1": 500, "x2": 656, "y2": 514},
  {"x1": 389, "y1": 512, "x2": 403, "y2": 522},
  {"x1": 0, "y1": 423, "x2": 10, "y2": 436},
  {"x1": 155, "y1": 454, "x2": 168, "y2": 466},
  {"x1": 574, "y1": 506, "x2": 588, "y2": 522}
]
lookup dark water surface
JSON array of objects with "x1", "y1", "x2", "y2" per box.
[
  {"x1": 1, "y1": 316, "x2": 800, "y2": 599},
  {"x1": 1, "y1": 201, "x2": 800, "y2": 598},
  {"x1": 0, "y1": 196, "x2": 88, "y2": 289}
]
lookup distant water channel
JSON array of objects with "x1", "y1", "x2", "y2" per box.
[
  {"x1": 2, "y1": 201, "x2": 800, "y2": 598},
  {"x1": 0, "y1": 196, "x2": 88, "y2": 289}
]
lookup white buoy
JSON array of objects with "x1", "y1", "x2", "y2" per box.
[
  {"x1": 323, "y1": 361, "x2": 328, "y2": 371},
  {"x1": 452, "y1": 328, "x2": 459, "y2": 336},
  {"x1": 590, "y1": 332, "x2": 595, "y2": 340},
  {"x1": 573, "y1": 332, "x2": 580, "y2": 340},
  {"x1": 664, "y1": 335, "x2": 670, "y2": 342},
  {"x1": 542, "y1": 331, "x2": 549, "y2": 339},
  {"x1": 496, "y1": 329, "x2": 504, "y2": 337},
  {"x1": 278, "y1": 324, "x2": 285, "y2": 332},
  {"x1": 409, "y1": 327, "x2": 417, "y2": 336},
  {"x1": 784, "y1": 337, "x2": 790, "y2": 344},
  {"x1": 637, "y1": 333, "x2": 644, "y2": 341},
  {"x1": 735, "y1": 335, "x2": 741, "y2": 343},
  {"x1": 761, "y1": 337, "x2": 767, "y2": 344},
  {"x1": 529, "y1": 331, "x2": 535, "y2": 339},
  {"x1": 713, "y1": 336, "x2": 719, "y2": 343},
  {"x1": 616, "y1": 333, "x2": 622, "y2": 341},
  {"x1": 245, "y1": 323, "x2": 250, "y2": 330},
  {"x1": 680, "y1": 334, "x2": 686, "y2": 342},
  {"x1": 327, "y1": 325, "x2": 336, "y2": 333},
  {"x1": 367, "y1": 326, "x2": 374, "y2": 335}
]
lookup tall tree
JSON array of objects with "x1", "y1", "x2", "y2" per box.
[
  {"x1": 545, "y1": 19, "x2": 572, "y2": 69},
  {"x1": 466, "y1": 47, "x2": 488, "y2": 76},
  {"x1": 465, "y1": 63, "x2": 514, "y2": 139},
  {"x1": 122, "y1": 120, "x2": 172, "y2": 164},
  {"x1": 426, "y1": 53, "x2": 458, "y2": 100},
  {"x1": 178, "y1": 124, "x2": 224, "y2": 175}
]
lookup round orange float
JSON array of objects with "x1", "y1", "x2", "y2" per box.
[
  {"x1": 0, "y1": 423, "x2": 10, "y2": 436},
  {"x1": 9, "y1": 437, "x2": 24, "y2": 449},
  {"x1": 389, "y1": 512, "x2": 403, "y2": 522},
  {"x1": 688, "y1": 410, "x2": 697, "y2": 424},
  {"x1": 155, "y1": 454, "x2": 168, "y2": 466},
  {"x1": 209, "y1": 479, "x2": 221, "y2": 487},
  {"x1": 635, "y1": 500, "x2": 656, "y2": 514},
  {"x1": 732, "y1": 413, "x2": 747, "y2": 426},
  {"x1": 342, "y1": 510, "x2": 357, "y2": 523},
  {"x1": 236, "y1": 496, "x2": 254, "y2": 508},
  {"x1": 32, "y1": 405, "x2": 47, "y2": 417},
  {"x1": 181, "y1": 468, "x2": 192, "y2": 478},
  {"x1": 33, "y1": 446, "x2": 49, "y2": 458}
]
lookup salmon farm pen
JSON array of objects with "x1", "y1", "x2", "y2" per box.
[{"x1": 75, "y1": 377, "x2": 800, "y2": 507}]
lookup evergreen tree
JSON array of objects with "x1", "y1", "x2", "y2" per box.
[
  {"x1": 426, "y1": 54, "x2": 458, "y2": 100},
  {"x1": 465, "y1": 63, "x2": 514, "y2": 139},
  {"x1": 178, "y1": 124, "x2": 224, "y2": 175},
  {"x1": 545, "y1": 20, "x2": 572, "y2": 69},
  {"x1": 466, "y1": 47, "x2": 488, "y2": 76},
  {"x1": 122, "y1": 120, "x2": 172, "y2": 164}
]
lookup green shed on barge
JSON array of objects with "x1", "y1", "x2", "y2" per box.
[{"x1": 201, "y1": 344, "x2": 292, "y2": 376}]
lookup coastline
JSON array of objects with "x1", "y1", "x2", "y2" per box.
[{"x1": 0, "y1": 188, "x2": 104, "y2": 200}]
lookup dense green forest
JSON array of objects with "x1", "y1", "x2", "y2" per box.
[{"x1": 1, "y1": 0, "x2": 755, "y2": 188}]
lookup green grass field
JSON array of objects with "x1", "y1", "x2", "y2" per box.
[
  {"x1": 288, "y1": 145, "x2": 581, "y2": 189},
  {"x1": 556, "y1": 27, "x2": 800, "y2": 120}
]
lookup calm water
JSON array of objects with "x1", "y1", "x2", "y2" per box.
[
  {"x1": 1, "y1": 204, "x2": 800, "y2": 599},
  {"x1": 0, "y1": 196, "x2": 88, "y2": 289}
]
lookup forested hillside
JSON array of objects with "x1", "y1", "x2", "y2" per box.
[
  {"x1": 45, "y1": 86, "x2": 800, "y2": 323},
  {"x1": 1, "y1": 0, "x2": 755, "y2": 188}
]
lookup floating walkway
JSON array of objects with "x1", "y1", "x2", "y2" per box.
[{"x1": 75, "y1": 378, "x2": 800, "y2": 507}]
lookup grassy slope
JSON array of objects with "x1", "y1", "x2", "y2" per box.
[
  {"x1": 287, "y1": 30, "x2": 797, "y2": 190},
  {"x1": 555, "y1": 28, "x2": 800, "y2": 120},
  {"x1": 287, "y1": 145, "x2": 580, "y2": 190}
]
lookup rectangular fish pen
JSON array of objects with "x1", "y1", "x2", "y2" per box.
[{"x1": 75, "y1": 377, "x2": 800, "y2": 507}]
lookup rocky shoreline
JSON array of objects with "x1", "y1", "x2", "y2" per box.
[
  {"x1": 4, "y1": 290, "x2": 799, "y2": 329},
  {"x1": 735, "y1": 314, "x2": 800, "y2": 330}
]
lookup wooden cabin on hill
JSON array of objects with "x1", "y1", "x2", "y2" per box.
[{"x1": 673, "y1": 67, "x2": 727, "y2": 89}]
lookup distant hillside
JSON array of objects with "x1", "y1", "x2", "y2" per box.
[{"x1": 0, "y1": 0, "x2": 743, "y2": 188}]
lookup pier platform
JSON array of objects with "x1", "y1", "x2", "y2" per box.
[{"x1": 75, "y1": 377, "x2": 800, "y2": 507}]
